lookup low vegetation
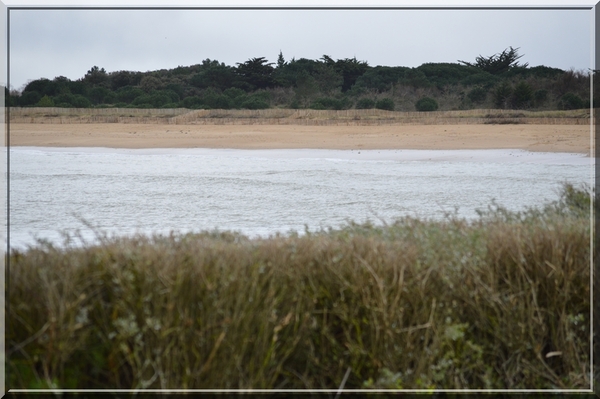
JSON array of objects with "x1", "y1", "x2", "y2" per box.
[
  {"x1": 9, "y1": 48, "x2": 592, "y2": 112},
  {"x1": 8, "y1": 184, "x2": 592, "y2": 390}
]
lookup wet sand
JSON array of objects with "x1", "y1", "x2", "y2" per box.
[{"x1": 9, "y1": 123, "x2": 591, "y2": 154}]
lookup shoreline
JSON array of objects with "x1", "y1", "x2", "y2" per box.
[{"x1": 9, "y1": 123, "x2": 591, "y2": 154}]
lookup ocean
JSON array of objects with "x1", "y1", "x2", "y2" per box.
[{"x1": 8, "y1": 146, "x2": 591, "y2": 249}]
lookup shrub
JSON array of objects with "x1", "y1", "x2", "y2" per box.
[
  {"x1": 356, "y1": 98, "x2": 376, "y2": 109},
  {"x1": 467, "y1": 87, "x2": 487, "y2": 104},
  {"x1": 35, "y1": 95, "x2": 54, "y2": 107},
  {"x1": 241, "y1": 97, "x2": 269, "y2": 110},
  {"x1": 559, "y1": 93, "x2": 585, "y2": 110},
  {"x1": 534, "y1": 89, "x2": 548, "y2": 106},
  {"x1": 511, "y1": 81, "x2": 533, "y2": 109},
  {"x1": 310, "y1": 97, "x2": 352, "y2": 110},
  {"x1": 182, "y1": 96, "x2": 204, "y2": 109},
  {"x1": 375, "y1": 98, "x2": 395, "y2": 111},
  {"x1": 19, "y1": 91, "x2": 42, "y2": 106},
  {"x1": 415, "y1": 97, "x2": 438, "y2": 112},
  {"x1": 71, "y1": 95, "x2": 91, "y2": 108},
  {"x1": 493, "y1": 82, "x2": 513, "y2": 109}
]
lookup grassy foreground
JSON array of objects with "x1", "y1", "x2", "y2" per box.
[{"x1": 8, "y1": 185, "x2": 592, "y2": 390}]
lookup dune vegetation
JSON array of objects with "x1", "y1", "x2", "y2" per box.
[
  {"x1": 9, "y1": 47, "x2": 591, "y2": 114},
  {"x1": 7, "y1": 184, "x2": 593, "y2": 390}
]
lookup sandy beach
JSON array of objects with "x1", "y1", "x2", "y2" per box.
[{"x1": 9, "y1": 123, "x2": 591, "y2": 154}]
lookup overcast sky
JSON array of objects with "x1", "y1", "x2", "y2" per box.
[{"x1": 7, "y1": 3, "x2": 594, "y2": 91}]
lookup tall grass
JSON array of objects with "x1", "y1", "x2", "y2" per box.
[{"x1": 7, "y1": 184, "x2": 591, "y2": 390}]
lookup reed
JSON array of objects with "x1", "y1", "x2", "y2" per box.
[{"x1": 7, "y1": 184, "x2": 591, "y2": 390}]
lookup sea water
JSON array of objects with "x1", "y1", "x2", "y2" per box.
[{"x1": 8, "y1": 147, "x2": 591, "y2": 249}]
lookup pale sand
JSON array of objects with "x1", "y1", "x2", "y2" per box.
[{"x1": 9, "y1": 123, "x2": 592, "y2": 154}]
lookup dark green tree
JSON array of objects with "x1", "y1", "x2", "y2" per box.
[
  {"x1": 332, "y1": 57, "x2": 370, "y2": 92},
  {"x1": 83, "y1": 66, "x2": 108, "y2": 85},
  {"x1": 191, "y1": 59, "x2": 235, "y2": 91},
  {"x1": 511, "y1": 81, "x2": 533, "y2": 109},
  {"x1": 235, "y1": 57, "x2": 275, "y2": 91},
  {"x1": 353, "y1": 66, "x2": 409, "y2": 93},
  {"x1": 276, "y1": 51, "x2": 286, "y2": 69},
  {"x1": 493, "y1": 82, "x2": 513, "y2": 108},
  {"x1": 294, "y1": 70, "x2": 319, "y2": 107},
  {"x1": 458, "y1": 47, "x2": 528, "y2": 75}
]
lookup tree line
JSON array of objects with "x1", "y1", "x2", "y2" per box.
[{"x1": 8, "y1": 48, "x2": 591, "y2": 112}]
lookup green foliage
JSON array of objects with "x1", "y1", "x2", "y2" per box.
[
  {"x1": 458, "y1": 46, "x2": 528, "y2": 75},
  {"x1": 109, "y1": 70, "x2": 143, "y2": 90},
  {"x1": 493, "y1": 82, "x2": 513, "y2": 109},
  {"x1": 11, "y1": 52, "x2": 586, "y2": 112},
  {"x1": 294, "y1": 70, "x2": 319, "y2": 107},
  {"x1": 309, "y1": 97, "x2": 352, "y2": 110},
  {"x1": 235, "y1": 57, "x2": 275, "y2": 91},
  {"x1": 511, "y1": 81, "x2": 533, "y2": 109},
  {"x1": 312, "y1": 63, "x2": 343, "y2": 95},
  {"x1": 276, "y1": 51, "x2": 286, "y2": 69},
  {"x1": 83, "y1": 66, "x2": 108, "y2": 85},
  {"x1": 401, "y1": 69, "x2": 430, "y2": 88},
  {"x1": 89, "y1": 87, "x2": 112, "y2": 105},
  {"x1": 415, "y1": 97, "x2": 438, "y2": 112},
  {"x1": 23, "y1": 78, "x2": 54, "y2": 96},
  {"x1": 191, "y1": 59, "x2": 235, "y2": 91},
  {"x1": 417, "y1": 63, "x2": 479, "y2": 87},
  {"x1": 201, "y1": 89, "x2": 233, "y2": 109},
  {"x1": 331, "y1": 57, "x2": 370, "y2": 92},
  {"x1": 534, "y1": 89, "x2": 548, "y2": 106},
  {"x1": 36, "y1": 95, "x2": 54, "y2": 107},
  {"x1": 353, "y1": 66, "x2": 409, "y2": 92},
  {"x1": 460, "y1": 72, "x2": 499, "y2": 88},
  {"x1": 467, "y1": 87, "x2": 487, "y2": 104},
  {"x1": 559, "y1": 92, "x2": 585, "y2": 110},
  {"x1": 19, "y1": 91, "x2": 42, "y2": 106},
  {"x1": 375, "y1": 98, "x2": 395, "y2": 111},
  {"x1": 240, "y1": 92, "x2": 271, "y2": 109},
  {"x1": 355, "y1": 98, "x2": 375, "y2": 109},
  {"x1": 116, "y1": 86, "x2": 145, "y2": 104},
  {"x1": 182, "y1": 96, "x2": 204, "y2": 109}
]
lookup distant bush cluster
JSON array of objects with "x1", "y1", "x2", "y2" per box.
[{"x1": 8, "y1": 48, "x2": 592, "y2": 112}]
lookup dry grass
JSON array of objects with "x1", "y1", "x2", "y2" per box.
[
  {"x1": 7, "y1": 185, "x2": 592, "y2": 390},
  {"x1": 8, "y1": 107, "x2": 591, "y2": 126}
]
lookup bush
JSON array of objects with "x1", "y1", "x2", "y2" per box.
[
  {"x1": 493, "y1": 82, "x2": 513, "y2": 109},
  {"x1": 375, "y1": 98, "x2": 395, "y2": 111},
  {"x1": 356, "y1": 98, "x2": 376, "y2": 109},
  {"x1": 534, "y1": 89, "x2": 548, "y2": 106},
  {"x1": 511, "y1": 81, "x2": 533, "y2": 109},
  {"x1": 467, "y1": 87, "x2": 487, "y2": 104},
  {"x1": 460, "y1": 72, "x2": 499, "y2": 88},
  {"x1": 182, "y1": 96, "x2": 204, "y2": 109},
  {"x1": 559, "y1": 93, "x2": 585, "y2": 110},
  {"x1": 310, "y1": 97, "x2": 352, "y2": 110},
  {"x1": 71, "y1": 95, "x2": 91, "y2": 108},
  {"x1": 415, "y1": 97, "x2": 438, "y2": 112},
  {"x1": 36, "y1": 95, "x2": 54, "y2": 107},
  {"x1": 241, "y1": 97, "x2": 269, "y2": 110},
  {"x1": 19, "y1": 91, "x2": 42, "y2": 106}
]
